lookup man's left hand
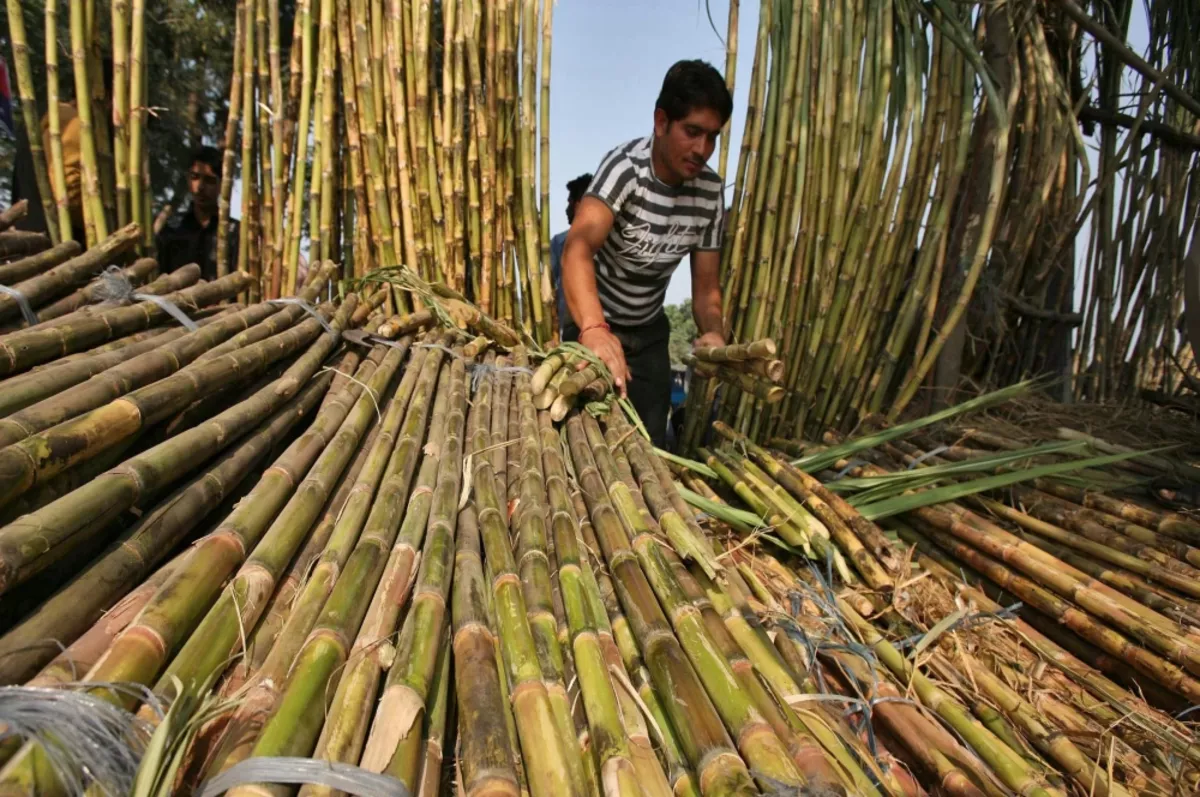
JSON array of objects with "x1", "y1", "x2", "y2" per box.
[{"x1": 693, "y1": 331, "x2": 725, "y2": 350}]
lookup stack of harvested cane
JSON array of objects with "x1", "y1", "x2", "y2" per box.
[
  {"x1": 676, "y1": 392, "x2": 1200, "y2": 795},
  {"x1": 687, "y1": 0, "x2": 1200, "y2": 447},
  {"x1": 2, "y1": 233, "x2": 1199, "y2": 796},
  {"x1": 215, "y1": 0, "x2": 559, "y2": 340},
  {"x1": 682, "y1": 338, "x2": 785, "y2": 453},
  {"x1": 8, "y1": 0, "x2": 559, "y2": 340}
]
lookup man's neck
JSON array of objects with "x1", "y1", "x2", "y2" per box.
[
  {"x1": 649, "y1": 136, "x2": 682, "y2": 187},
  {"x1": 191, "y1": 203, "x2": 214, "y2": 227}
]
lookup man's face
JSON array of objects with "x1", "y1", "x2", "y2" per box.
[
  {"x1": 190, "y1": 161, "x2": 220, "y2": 210},
  {"x1": 653, "y1": 106, "x2": 723, "y2": 183}
]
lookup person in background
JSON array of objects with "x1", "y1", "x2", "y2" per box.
[
  {"x1": 561, "y1": 59, "x2": 732, "y2": 447},
  {"x1": 549, "y1": 172, "x2": 592, "y2": 339},
  {"x1": 155, "y1": 146, "x2": 239, "y2": 281}
]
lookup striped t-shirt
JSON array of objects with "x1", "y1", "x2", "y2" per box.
[{"x1": 586, "y1": 137, "x2": 724, "y2": 326}]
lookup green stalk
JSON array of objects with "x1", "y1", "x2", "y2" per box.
[
  {"x1": 450, "y1": 499, "x2": 522, "y2": 797},
  {"x1": 6, "y1": 0, "x2": 59, "y2": 242},
  {"x1": 217, "y1": 0, "x2": 246, "y2": 277},
  {"x1": 284, "y1": 0, "x2": 314, "y2": 295},
  {"x1": 127, "y1": 0, "x2": 146, "y2": 240}
]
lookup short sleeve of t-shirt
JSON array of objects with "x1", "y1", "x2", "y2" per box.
[
  {"x1": 696, "y1": 200, "x2": 724, "y2": 251},
  {"x1": 586, "y1": 143, "x2": 639, "y2": 216}
]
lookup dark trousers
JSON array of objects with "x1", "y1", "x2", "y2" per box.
[{"x1": 564, "y1": 313, "x2": 672, "y2": 448}]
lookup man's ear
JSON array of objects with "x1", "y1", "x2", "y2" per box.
[{"x1": 654, "y1": 108, "x2": 669, "y2": 138}]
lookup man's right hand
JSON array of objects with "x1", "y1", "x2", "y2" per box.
[{"x1": 579, "y1": 326, "x2": 631, "y2": 398}]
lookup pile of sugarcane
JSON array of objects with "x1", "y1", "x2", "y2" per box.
[
  {"x1": 2, "y1": 229, "x2": 1200, "y2": 796},
  {"x1": 6, "y1": 0, "x2": 559, "y2": 339},
  {"x1": 670, "y1": 385, "x2": 1200, "y2": 795},
  {"x1": 215, "y1": 0, "x2": 559, "y2": 339},
  {"x1": 687, "y1": 338, "x2": 785, "y2": 402},
  {"x1": 0, "y1": 223, "x2": 245, "y2": 341},
  {"x1": 687, "y1": 0, "x2": 1200, "y2": 449}
]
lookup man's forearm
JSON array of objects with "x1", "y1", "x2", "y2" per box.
[
  {"x1": 562, "y1": 237, "x2": 607, "y2": 330},
  {"x1": 693, "y1": 285, "x2": 724, "y2": 337}
]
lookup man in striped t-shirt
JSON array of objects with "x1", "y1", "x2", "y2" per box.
[{"x1": 562, "y1": 60, "x2": 732, "y2": 446}]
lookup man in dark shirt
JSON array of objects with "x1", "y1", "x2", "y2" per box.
[{"x1": 155, "y1": 146, "x2": 238, "y2": 281}]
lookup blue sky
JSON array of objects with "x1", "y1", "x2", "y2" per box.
[{"x1": 547, "y1": 0, "x2": 757, "y2": 307}]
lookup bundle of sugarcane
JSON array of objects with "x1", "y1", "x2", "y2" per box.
[
  {"x1": 718, "y1": 533, "x2": 1200, "y2": 796},
  {"x1": 10, "y1": 0, "x2": 559, "y2": 339},
  {"x1": 529, "y1": 345, "x2": 611, "y2": 421},
  {"x1": 206, "y1": 0, "x2": 558, "y2": 341},
  {"x1": 682, "y1": 339, "x2": 786, "y2": 429},
  {"x1": 682, "y1": 0, "x2": 1199, "y2": 450},
  {"x1": 0, "y1": 225, "x2": 143, "y2": 329},
  {"x1": 0, "y1": 275, "x2": 919, "y2": 796},
  {"x1": 675, "y1": 402, "x2": 1200, "y2": 793}
]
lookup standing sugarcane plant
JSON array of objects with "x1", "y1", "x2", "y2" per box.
[{"x1": 6, "y1": 0, "x2": 59, "y2": 243}]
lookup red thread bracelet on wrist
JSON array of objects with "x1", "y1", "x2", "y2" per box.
[{"x1": 578, "y1": 322, "x2": 610, "y2": 338}]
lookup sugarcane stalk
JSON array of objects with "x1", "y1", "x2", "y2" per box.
[
  {"x1": 0, "y1": 241, "x2": 81, "y2": 285},
  {"x1": 238, "y1": 0, "x2": 259, "y2": 292},
  {"x1": 39, "y1": 0, "x2": 77, "y2": 242},
  {"x1": 282, "y1": 0, "x2": 314, "y2": 294},
  {"x1": 126, "y1": 0, "x2": 148, "y2": 240},
  {"x1": 449, "y1": 495, "x2": 523, "y2": 797},
  {"x1": 6, "y1": 0, "x2": 59, "y2": 243},
  {"x1": 217, "y1": 0, "x2": 247, "y2": 278}
]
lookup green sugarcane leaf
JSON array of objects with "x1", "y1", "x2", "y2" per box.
[
  {"x1": 856, "y1": 447, "x2": 1170, "y2": 520},
  {"x1": 794, "y1": 381, "x2": 1036, "y2": 473}
]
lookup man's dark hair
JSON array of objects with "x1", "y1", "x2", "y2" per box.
[
  {"x1": 655, "y1": 60, "x2": 733, "y2": 125},
  {"x1": 189, "y1": 146, "x2": 223, "y2": 179},
  {"x1": 566, "y1": 173, "x2": 592, "y2": 204}
]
